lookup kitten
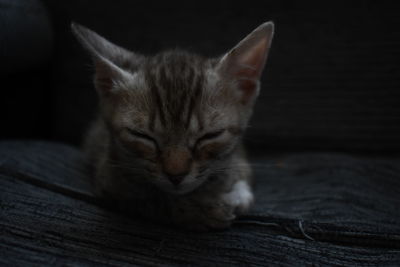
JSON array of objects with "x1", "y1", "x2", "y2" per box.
[{"x1": 72, "y1": 21, "x2": 274, "y2": 231}]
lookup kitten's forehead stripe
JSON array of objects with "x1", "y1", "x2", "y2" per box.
[
  {"x1": 191, "y1": 72, "x2": 204, "y2": 131},
  {"x1": 147, "y1": 73, "x2": 166, "y2": 128},
  {"x1": 182, "y1": 66, "x2": 196, "y2": 124},
  {"x1": 144, "y1": 50, "x2": 206, "y2": 132}
]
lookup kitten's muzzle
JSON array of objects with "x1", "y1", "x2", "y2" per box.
[
  {"x1": 166, "y1": 173, "x2": 188, "y2": 186},
  {"x1": 162, "y1": 146, "x2": 192, "y2": 185}
]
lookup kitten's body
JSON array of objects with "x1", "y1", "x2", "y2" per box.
[{"x1": 73, "y1": 22, "x2": 274, "y2": 230}]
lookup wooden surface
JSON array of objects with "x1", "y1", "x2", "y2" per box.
[{"x1": 1, "y1": 141, "x2": 400, "y2": 266}]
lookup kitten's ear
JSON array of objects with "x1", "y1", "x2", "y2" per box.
[
  {"x1": 71, "y1": 22, "x2": 138, "y2": 95},
  {"x1": 218, "y1": 21, "x2": 274, "y2": 104}
]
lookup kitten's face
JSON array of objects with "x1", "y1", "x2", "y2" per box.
[
  {"x1": 72, "y1": 22, "x2": 274, "y2": 194},
  {"x1": 104, "y1": 53, "x2": 247, "y2": 194}
]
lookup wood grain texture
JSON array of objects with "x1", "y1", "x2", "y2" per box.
[{"x1": 1, "y1": 141, "x2": 400, "y2": 265}]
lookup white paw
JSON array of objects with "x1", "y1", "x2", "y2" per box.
[{"x1": 222, "y1": 181, "x2": 254, "y2": 214}]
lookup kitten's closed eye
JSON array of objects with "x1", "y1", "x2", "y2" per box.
[
  {"x1": 126, "y1": 128, "x2": 159, "y2": 148},
  {"x1": 195, "y1": 129, "x2": 225, "y2": 147}
]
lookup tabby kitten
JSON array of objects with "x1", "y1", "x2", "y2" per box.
[{"x1": 72, "y1": 21, "x2": 274, "y2": 231}]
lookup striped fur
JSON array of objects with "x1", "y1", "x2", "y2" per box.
[
  {"x1": 72, "y1": 22, "x2": 274, "y2": 231},
  {"x1": 144, "y1": 51, "x2": 207, "y2": 131}
]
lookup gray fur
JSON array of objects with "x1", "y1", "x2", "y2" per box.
[{"x1": 72, "y1": 21, "x2": 274, "y2": 231}]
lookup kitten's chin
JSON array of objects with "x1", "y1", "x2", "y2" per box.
[
  {"x1": 158, "y1": 176, "x2": 206, "y2": 195},
  {"x1": 161, "y1": 183, "x2": 200, "y2": 195}
]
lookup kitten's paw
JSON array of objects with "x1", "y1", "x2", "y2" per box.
[
  {"x1": 200, "y1": 202, "x2": 236, "y2": 230},
  {"x1": 189, "y1": 211, "x2": 235, "y2": 231},
  {"x1": 172, "y1": 180, "x2": 253, "y2": 231},
  {"x1": 173, "y1": 199, "x2": 236, "y2": 231},
  {"x1": 222, "y1": 180, "x2": 254, "y2": 214}
]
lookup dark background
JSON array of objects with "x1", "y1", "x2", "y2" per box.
[{"x1": 1, "y1": 1, "x2": 400, "y2": 154}]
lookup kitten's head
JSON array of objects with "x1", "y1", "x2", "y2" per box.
[{"x1": 72, "y1": 22, "x2": 274, "y2": 194}]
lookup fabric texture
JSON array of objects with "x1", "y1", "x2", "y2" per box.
[{"x1": 1, "y1": 141, "x2": 399, "y2": 265}]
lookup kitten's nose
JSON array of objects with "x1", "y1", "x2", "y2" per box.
[
  {"x1": 162, "y1": 146, "x2": 192, "y2": 186},
  {"x1": 166, "y1": 172, "x2": 188, "y2": 186}
]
